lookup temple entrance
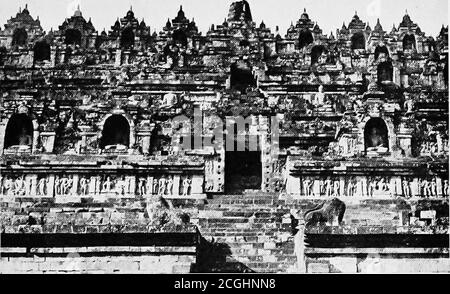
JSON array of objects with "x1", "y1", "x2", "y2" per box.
[
  {"x1": 100, "y1": 115, "x2": 130, "y2": 149},
  {"x1": 65, "y1": 29, "x2": 82, "y2": 46},
  {"x1": 33, "y1": 40, "x2": 51, "y2": 61},
  {"x1": 230, "y1": 61, "x2": 256, "y2": 93},
  {"x1": 374, "y1": 45, "x2": 389, "y2": 60},
  {"x1": 4, "y1": 114, "x2": 33, "y2": 150},
  {"x1": 299, "y1": 30, "x2": 313, "y2": 49},
  {"x1": 351, "y1": 32, "x2": 365, "y2": 50},
  {"x1": 364, "y1": 118, "x2": 389, "y2": 151},
  {"x1": 403, "y1": 34, "x2": 416, "y2": 50},
  {"x1": 120, "y1": 27, "x2": 135, "y2": 49},
  {"x1": 225, "y1": 151, "x2": 262, "y2": 194},
  {"x1": 172, "y1": 29, "x2": 188, "y2": 47},
  {"x1": 377, "y1": 61, "x2": 393, "y2": 83},
  {"x1": 12, "y1": 28, "x2": 28, "y2": 46}
]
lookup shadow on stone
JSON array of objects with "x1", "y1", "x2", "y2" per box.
[{"x1": 193, "y1": 236, "x2": 255, "y2": 273}]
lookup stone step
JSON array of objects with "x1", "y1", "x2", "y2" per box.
[{"x1": 192, "y1": 261, "x2": 294, "y2": 273}]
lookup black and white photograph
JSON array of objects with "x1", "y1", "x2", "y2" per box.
[{"x1": 0, "y1": 0, "x2": 448, "y2": 279}]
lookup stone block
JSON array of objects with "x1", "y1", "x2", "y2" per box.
[
  {"x1": 172, "y1": 263, "x2": 192, "y2": 274},
  {"x1": 307, "y1": 262, "x2": 330, "y2": 273},
  {"x1": 263, "y1": 242, "x2": 276, "y2": 249}
]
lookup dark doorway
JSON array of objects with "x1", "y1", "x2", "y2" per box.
[
  {"x1": 4, "y1": 114, "x2": 33, "y2": 149},
  {"x1": 351, "y1": 32, "x2": 365, "y2": 50},
  {"x1": 120, "y1": 27, "x2": 135, "y2": 49},
  {"x1": 239, "y1": 39, "x2": 250, "y2": 47},
  {"x1": 149, "y1": 124, "x2": 171, "y2": 155},
  {"x1": 225, "y1": 151, "x2": 262, "y2": 193},
  {"x1": 230, "y1": 61, "x2": 256, "y2": 92},
  {"x1": 12, "y1": 28, "x2": 28, "y2": 46},
  {"x1": 65, "y1": 29, "x2": 82, "y2": 46},
  {"x1": 311, "y1": 45, "x2": 326, "y2": 65},
  {"x1": 33, "y1": 40, "x2": 51, "y2": 61},
  {"x1": 100, "y1": 115, "x2": 130, "y2": 148},
  {"x1": 172, "y1": 29, "x2": 188, "y2": 47},
  {"x1": 374, "y1": 45, "x2": 389, "y2": 60},
  {"x1": 403, "y1": 34, "x2": 416, "y2": 50},
  {"x1": 299, "y1": 30, "x2": 313, "y2": 49},
  {"x1": 377, "y1": 61, "x2": 393, "y2": 83},
  {"x1": 364, "y1": 118, "x2": 389, "y2": 150}
]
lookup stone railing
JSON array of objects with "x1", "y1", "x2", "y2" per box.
[{"x1": 0, "y1": 158, "x2": 207, "y2": 201}]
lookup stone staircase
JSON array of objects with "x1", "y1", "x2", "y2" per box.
[{"x1": 193, "y1": 193, "x2": 302, "y2": 273}]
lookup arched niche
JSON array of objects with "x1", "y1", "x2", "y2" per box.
[
  {"x1": 65, "y1": 29, "x2": 82, "y2": 46},
  {"x1": 120, "y1": 27, "x2": 135, "y2": 49},
  {"x1": 299, "y1": 30, "x2": 313, "y2": 49},
  {"x1": 230, "y1": 61, "x2": 256, "y2": 92},
  {"x1": 100, "y1": 114, "x2": 131, "y2": 149},
  {"x1": 12, "y1": 28, "x2": 28, "y2": 46},
  {"x1": 33, "y1": 40, "x2": 51, "y2": 61},
  {"x1": 311, "y1": 45, "x2": 326, "y2": 65},
  {"x1": 374, "y1": 45, "x2": 389, "y2": 60},
  {"x1": 403, "y1": 34, "x2": 416, "y2": 50},
  {"x1": 4, "y1": 114, "x2": 34, "y2": 150},
  {"x1": 172, "y1": 29, "x2": 188, "y2": 47},
  {"x1": 351, "y1": 32, "x2": 365, "y2": 50},
  {"x1": 364, "y1": 118, "x2": 389, "y2": 151},
  {"x1": 377, "y1": 61, "x2": 393, "y2": 83}
]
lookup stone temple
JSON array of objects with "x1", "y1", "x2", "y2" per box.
[{"x1": 0, "y1": 2, "x2": 448, "y2": 273}]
